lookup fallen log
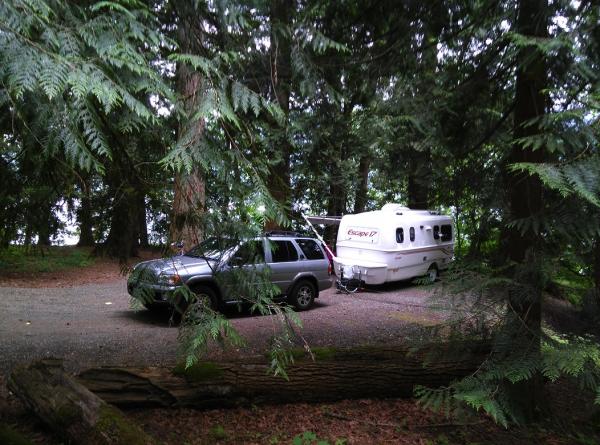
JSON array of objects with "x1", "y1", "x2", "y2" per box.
[
  {"x1": 8, "y1": 359, "x2": 157, "y2": 445},
  {"x1": 78, "y1": 341, "x2": 490, "y2": 409}
]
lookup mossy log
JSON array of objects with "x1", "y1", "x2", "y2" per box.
[
  {"x1": 7, "y1": 359, "x2": 157, "y2": 445},
  {"x1": 77, "y1": 341, "x2": 490, "y2": 409}
]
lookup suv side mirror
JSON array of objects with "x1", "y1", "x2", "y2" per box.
[
  {"x1": 171, "y1": 241, "x2": 185, "y2": 255},
  {"x1": 229, "y1": 255, "x2": 245, "y2": 267}
]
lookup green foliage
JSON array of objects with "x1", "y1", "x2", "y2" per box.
[
  {"x1": 510, "y1": 156, "x2": 600, "y2": 208},
  {"x1": 542, "y1": 331, "x2": 600, "y2": 383},
  {"x1": 0, "y1": 246, "x2": 94, "y2": 274},
  {"x1": 0, "y1": 0, "x2": 171, "y2": 172},
  {"x1": 209, "y1": 424, "x2": 228, "y2": 441},
  {"x1": 550, "y1": 262, "x2": 592, "y2": 306},
  {"x1": 0, "y1": 423, "x2": 34, "y2": 445},
  {"x1": 95, "y1": 404, "x2": 157, "y2": 445},
  {"x1": 176, "y1": 283, "x2": 246, "y2": 370},
  {"x1": 172, "y1": 361, "x2": 223, "y2": 382},
  {"x1": 292, "y1": 431, "x2": 346, "y2": 445},
  {"x1": 417, "y1": 330, "x2": 600, "y2": 427},
  {"x1": 417, "y1": 260, "x2": 600, "y2": 427}
]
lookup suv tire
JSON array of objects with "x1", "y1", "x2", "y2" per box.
[
  {"x1": 144, "y1": 302, "x2": 161, "y2": 311},
  {"x1": 289, "y1": 280, "x2": 316, "y2": 311},
  {"x1": 180, "y1": 285, "x2": 219, "y2": 320}
]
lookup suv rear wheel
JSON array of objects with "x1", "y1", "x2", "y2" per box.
[{"x1": 289, "y1": 280, "x2": 316, "y2": 311}]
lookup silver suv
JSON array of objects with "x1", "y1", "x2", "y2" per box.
[{"x1": 127, "y1": 233, "x2": 333, "y2": 311}]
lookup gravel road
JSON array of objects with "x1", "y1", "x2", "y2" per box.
[{"x1": 0, "y1": 279, "x2": 447, "y2": 375}]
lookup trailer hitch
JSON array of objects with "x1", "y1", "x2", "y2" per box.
[{"x1": 336, "y1": 265, "x2": 363, "y2": 294}]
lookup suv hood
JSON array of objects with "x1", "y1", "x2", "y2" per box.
[{"x1": 132, "y1": 255, "x2": 219, "y2": 280}]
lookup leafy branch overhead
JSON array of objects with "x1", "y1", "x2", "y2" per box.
[
  {"x1": 0, "y1": 0, "x2": 172, "y2": 171},
  {"x1": 510, "y1": 157, "x2": 600, "y2": 208}
]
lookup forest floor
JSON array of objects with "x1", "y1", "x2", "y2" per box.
[{"x1": 0, "y1": 247, "x2": 599, "y2": 444}]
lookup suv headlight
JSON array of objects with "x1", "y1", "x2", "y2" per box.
[{"x1": 158, "y1": 272, "x2": 182, "y2": 285}]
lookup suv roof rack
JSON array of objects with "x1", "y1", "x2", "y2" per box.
[{"x1": 265, "y1": 230, "x2": 303, "y2": 237}]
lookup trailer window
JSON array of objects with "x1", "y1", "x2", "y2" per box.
[
  {"x1": 433, "y1": 225, "x2": 440, "y2": 240},
  {"x1": 441, "y1": 224, "x2": 452, "y2": 241},
  {"x1": 409, "y1": 227, "x2": 415, "y2": 242},
  {"x1": 396, "y1": 228, "x2": 404, "y2": 243},
  {"x1": 295, "y1": 239, "x2": 325, "y2": 260},
  {"x1": 269, "y1": 240, "x2": 299, "y2": 262}
]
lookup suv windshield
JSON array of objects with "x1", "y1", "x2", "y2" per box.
[{"x1": 185, "y1": 237, "x2": 239, "y2": 260}]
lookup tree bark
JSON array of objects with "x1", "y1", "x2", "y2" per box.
[
  {"x1": 407, "y1": 151, "x2": 431, "y2": 210},
  {"x1": 325, "y1": 166, "x2": 346, "y2": 247},
  {"x1": 407, "y1": 16, "x2": 438, "y2": 212},
  {"x1": 504, "y1": 0, "x2": 549, "y2": 422},
  {"x1": 137, "y1": 193, "x2": 148, "y2": 248},
  {"x1": 8, "y1": 359, "x2": 157, "y2": 445},
  {"x1": 594, "y1": 237, "x2": 600, "y2": 306},
  {"x1": 23, "y1": 226, "x2": 33, "y2": 247},
  {"x1": 77, "y1": 179, "x2": 95, "y2": 247},
  {"x1": 169, "y1": 2, "x2": 206, "y2": 249},
  {"x1": 36, "y1": 202, "x2": 53, "y2": 246},
  {"x1": 353, "y1": 154, "x2": 370, "y2": 213},
  {"x1": 104, "y1": 177, "x2": 140, "y2": 260},
  {"x1": 77, "y1": 342, "x2": 490, "y2": 409},
  {"x1": 170, "y1": 169, "x2": 205, "y2": 248},
  {"x1": 264, "y1": 0, "x2": 293, "y2": 230}
]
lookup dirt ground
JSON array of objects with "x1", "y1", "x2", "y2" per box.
[{"x1": 1, "y1": 255, "x2": 598, "y2": 444}]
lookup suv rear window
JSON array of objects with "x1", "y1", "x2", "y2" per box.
[
  {"x1": 295, "y1": 239, "x2": 325, "y2": 260},
  {"x1": 269, "y1": 240, "x2": 299, "y2": 262}
]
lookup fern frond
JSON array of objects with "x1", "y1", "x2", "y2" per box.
[{"x1": 510, "y1": 157, "x2": 600, "y2": 207}]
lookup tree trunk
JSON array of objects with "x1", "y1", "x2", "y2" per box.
[
  {"x1": 77, "y1": 342, "x2": 490, "y2": 409},
  {"x1": 455, "y1": 206, "x2": 462, "y2": 257},
  {"x1": 36, "y1": 202, "x2": 53, "y2": 246},
  {"x1": 325, "y1": 165, "x2": 346, "y2": 247},
  {"x1": 170, "y1": 169, "x2": 205, "y2": 248},
  {"x1": 504, "y1": 0, "x2": 549, "y2": 423},
  {"x1": 169, "y1": 3, "x2": 206, "y2": 248},
  {"x1": 407, "y1": 18, "x2": 439, "y2": 212},
  {"x1": 8, "y1": 359, "x2": 157, "y2": 445},
  {"x1": 104, "y1": 175, "x2": 141, "y2": 260},
  {"x1": 77, "y1": 180, "x2": 95, "y2": 247},
  {"x1": 353, "y1": 154, "x2": 370, "y2": 213},
  {"x1": 23, "y1": 226, "x2": 33, "y2": 247},
  {"x1": 265, "y1": 0, "x2": 293, "y2": 230},
  {"x1": 407, "y1": 151, "x2": 431, "y2": 210},
  {"x1": 594, "y1": 237, "x2": 600, "y2": 306},
  {"x1": 137, "y1": 193, "x2": 148, "y2": 248}
]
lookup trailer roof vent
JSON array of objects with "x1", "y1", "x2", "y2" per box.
[{"x1": 381, "y1": 203, "x2": 410, "y2": 213}]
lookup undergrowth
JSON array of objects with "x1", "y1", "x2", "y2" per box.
[{"x1": 0, "y1": 246, "x2": 95, "y2": 274}]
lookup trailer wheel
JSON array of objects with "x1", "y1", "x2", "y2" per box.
[{"x1": 426, "y1": 265, "x2": 438, "y2": 283}]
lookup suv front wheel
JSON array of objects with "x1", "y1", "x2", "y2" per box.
[
  {"x1": 179, "y1": 285, "x2": 219, "y2": 320},
  {"x1": 289, "y1": 280, "x2": 316, "y2": 311}
]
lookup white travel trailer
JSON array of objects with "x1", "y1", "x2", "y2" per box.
[{"x1": 308, "y1": 204, "x2": 454, "y2": 286}]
